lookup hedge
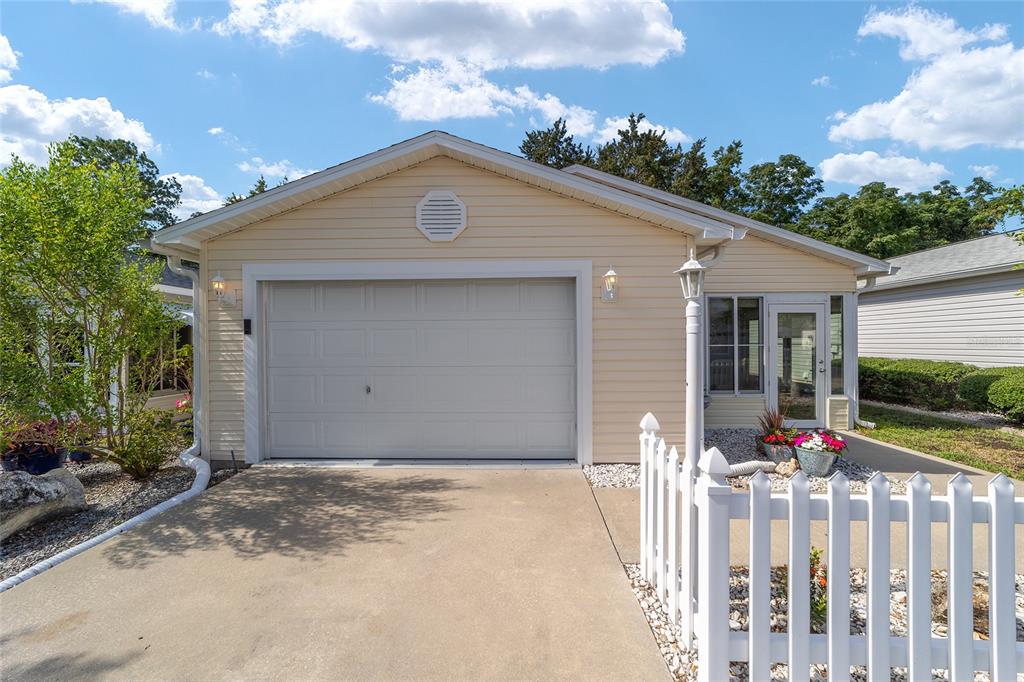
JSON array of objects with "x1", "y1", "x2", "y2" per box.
[{"x1": 859, "y1": 358, "x2": 1024, "y2": 423}]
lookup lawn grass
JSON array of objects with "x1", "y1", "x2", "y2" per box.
[{"x1": 857, "y1": 404, "x2": 1024, "y2": 480}]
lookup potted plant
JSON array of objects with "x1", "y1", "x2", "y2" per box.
[
  {"x1": 2, "y1": 418, "x2": 67, "y2": 475},
  {"x1": 792, "y1": 430, "x2": 847, "y2": 477},
  {"x1": 756, "y1": 408, "x2": 797, "y2": 463}
]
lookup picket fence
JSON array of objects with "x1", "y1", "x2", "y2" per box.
[{"x1": 638, "y1": 412, "x2": 1023, "y2": 682}]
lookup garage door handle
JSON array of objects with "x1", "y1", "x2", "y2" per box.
[{"x1": 366, "y1": 385, "x2": 372, "y2": 394}]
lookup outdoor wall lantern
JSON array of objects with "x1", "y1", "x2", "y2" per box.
[
  {"x1": 602, "y1": 268, "x2": 619, "y2": 302},
  {"x1": 211, "y1": 271, "x2": 236, "y2": 307},
  {"x1": 675, "y1": 250, "x2": 705, "y2": 301}
]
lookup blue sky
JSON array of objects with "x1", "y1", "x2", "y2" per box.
[{"x1": 1, "y1": 1, "x2": 1021, "y2": 222}]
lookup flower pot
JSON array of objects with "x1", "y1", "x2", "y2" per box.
[
  {"x1": 6, "y1": 445, "x2": 67, "y2": 475},
  {"x1": 763, "y1": 443, "x2": 793, "y2": 463},
  {"x1": 1, "y1": 452, "x2": 18, "y2": 472},
  {"x1": 754, "y1": 437, "x2": 766, "y2": 455},
  {"x1": 68, "y1": 449, "x2": 93, "y2": 463},
  {"x1": 794, "y1": 446, "x2": 837, "y2": 477}
]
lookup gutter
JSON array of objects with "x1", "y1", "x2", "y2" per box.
[
  {"x1": 0, "y1": 257, "x2": 210, "y2": 593},
  {"x1": 850, "y1": 276, "x2": 879, "y2": 430}
]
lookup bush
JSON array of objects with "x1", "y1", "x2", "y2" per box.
[
  {"x1": 987, "y1": 368, "x2": 1024, "y2": 423},
  {"x1": 958, "y1": 368, "x2": 1008, "y2": 411},
  {"x1": 104, "y1": 410, "x2": 185, "y2": 479},
  {"x1": 858, "y1": 357, "x2": 977, "y2": 410}
]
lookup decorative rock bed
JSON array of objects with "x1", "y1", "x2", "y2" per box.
[
  {"x1": 585, "y1": 428, "x2": 906, "y2": 495},
  {"x1": 0, "y1": 460, "x2": 196, "y2": 581},
  {"x1": 626, "y1": 563, "x2": 1023, "y2": 682}
]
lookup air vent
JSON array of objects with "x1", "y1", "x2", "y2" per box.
[{"x1": 416, "y1": 191, "x2": 467, "y2": 242}]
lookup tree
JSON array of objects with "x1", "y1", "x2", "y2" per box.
[
  {"x1": 670, "y1": 138, "x2": 710, "y2": 203},
  {"x1": 743, "y1": 154, "x2": 823, "y2": 227},
  {"x1": 519, "y1": 118, "x2": 594, "y2": 169},
  {"x1": 595, "y1": 113, "x2": 682, "y2": 191},
  {"x1": 705, "y1": 140, "x2": 747, "y2": 213},
  {"x1": 224, "y1": 175, "x2": 269, "y2": 205},
  {"x1": 67, "y1": 135, "x2": 182, "y2": 231},
  {"x1": 0, "y1": 141, "x2": 181, "y2": 463}
]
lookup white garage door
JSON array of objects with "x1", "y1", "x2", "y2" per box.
[{"x1": 263, "y1": 278, "x2": 577, "y2": 459}]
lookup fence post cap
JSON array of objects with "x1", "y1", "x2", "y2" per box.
[
  {"x1": 698, "y1": 446, "x2": 731, "y2": 476},
  {"x1": 639, "y1": 412, "x2": 661, "y2": 432},
  {"x1": 947, "y1": 471, "x2": 973, "y2": 495},
  {"x1": 906, "y1": 471, "x2": 931, "y2": 492},
  {"x1": 987, "y1": 473, "x2": 1013, "y2": 494}
]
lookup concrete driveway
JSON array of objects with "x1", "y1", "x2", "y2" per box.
[{"x1": 1, "y1": 467, "x2": 666, "y2": 681}]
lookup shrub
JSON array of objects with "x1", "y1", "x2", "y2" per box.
[
  {"x1": 858, "y1": 357, "x2": 977, "y2": 410},
  {"x1": 987, "y1": 368, "x2": 1024, "y2": 423},
  {"x1": 104, "y1": 410, "x2": 185, "y2": 479},
  {"x1": 958, "y1": 368, "x2": 1008, "y2": 411}
]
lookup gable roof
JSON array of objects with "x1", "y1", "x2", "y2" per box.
[
  {"x1": 562, "y1": 164, "x2": 892, "y2": 276},
  {"x1": 151, "y1": 130, "x2": 891, "y2": 277},
  {"x1": 867, "y1": 230, "x2": 1024, "y2": 291},
  {"x1": 152, "y1": 131, "x2": 737, "y2": 253}
]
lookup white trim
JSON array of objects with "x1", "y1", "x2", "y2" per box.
[
  {"x1": 862, "y1": 262, "x2": 1018, "y2": 293},
  {"x1": 564, "y1": 164, "x2": 893, "y2": 276},
  {"x1": 153, "y1": 131, "x2": 735, "y2": 251},
  {"x1": 156, "y1": 283, "x2": 193, "y2": 298},
  {"x1": 242, "y1": 259, "x2": 593, "y2": 466}
]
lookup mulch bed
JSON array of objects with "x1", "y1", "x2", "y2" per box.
[{"x1": 1, "y1": 460, "x2": 195, "y2": 581}]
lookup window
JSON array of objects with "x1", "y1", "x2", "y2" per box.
[
  {"x1": 830, "y1": 295, "x2": 844, "y2": 395},
  {"x1": 129, "y1": 324, "x2": 192, "y2": 394},
  {"x1": 707, "y1": 296, "x2": 763, "y2": 393}
]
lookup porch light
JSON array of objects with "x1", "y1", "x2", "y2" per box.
[
  {"x1": 211, "y1": 272, "x2": 226, "y2": 299},
  {"x1": 602, "y1": 268, "x2": 619, "y2": 302},
  {"x1": 675, "y1": 250, "x2": 705, "y2": 301}
]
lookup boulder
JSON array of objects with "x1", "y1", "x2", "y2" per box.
[
  {"x1": 775, "y1": 458, "x2": 800, "y2": 477},
  {"x1": 0, "y1": 468, "x2": 87, "y2": 541}
]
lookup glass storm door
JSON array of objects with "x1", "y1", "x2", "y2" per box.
[{"x1": 768, "y1": 304, "x2": 827, "y2": 428}]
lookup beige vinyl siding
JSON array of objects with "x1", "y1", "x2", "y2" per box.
[
  {"x1": 827, "y1": 396, "x2": 850, "y2": 430},
  {"x1": 705, "y1": 235, "x2": 856, "y2": 293},
  {"x1": 703, "y1": 236, "x2": 856, "y2": 425},
  {"x1": 202, "y1": 156, "x2": 692, "y2": 464},
  {"x1": 705, "y1": 395, "x2": 766, "y2": 427},
  {"x1": 858, "y1": 271, "x2": 1024, "y2": 368}
]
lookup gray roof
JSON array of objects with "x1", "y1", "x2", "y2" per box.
[
  {"x1": 160, "y1": 259, "x2": 193, "y2": 290},
  {"x1": 875, "y1": 230, "x2": 1024, "y2": 290}
]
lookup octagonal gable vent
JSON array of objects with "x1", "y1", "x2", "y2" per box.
[{"x1": 416, "y1": 191, "x2": 466, "y2": 242}]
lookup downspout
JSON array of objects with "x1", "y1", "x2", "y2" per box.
[
  {"x1": 0, "y1": 256, "x2": 210, "y2": 593},
  {"x1": 851, "y1": 275, "x2": 878, "y2": 430}
]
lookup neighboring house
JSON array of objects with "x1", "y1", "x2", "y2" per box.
[
  {"x1": 151, "y1": 131, "x2": 891, "y2": 467},
  {"x1": 143, "y1": 257, "x2": 194, "y2": 411},
  {"x1": 858, "y1": 231, "x2": 1024, "y2": 368}
]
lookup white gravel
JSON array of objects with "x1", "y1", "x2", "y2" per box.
[
  {"x1": 626, "y1": 563, "x2": 1023, "y2": 682},
  {"x1": 1, "y1": 460, "x2": 196, "y2": 580},
  {"x1": 586, "y1": 428, "x2": 905, "y2": 495}
]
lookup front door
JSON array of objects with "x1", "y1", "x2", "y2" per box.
[{"x1": 767, "y1": 304, "x2": 827, "y2": 428}]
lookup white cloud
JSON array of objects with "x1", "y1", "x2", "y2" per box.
[
  {"x1": 0, "y1": 84, "x2": 155, "y2": 165},
  {"x1": 214, "y1": 0, "x2": 684, "y2": 69},
  {"x1": 969, "y1": 164, "x2": 999, "y2": 179},
  {"x1": 207, "y1": 126, "x2": 224, "y2": 135},
  {"x1": 819, "y1": 151, "x2": 948, "y2": 192},
  {"x1": 196, "y1": 68, "x2": 216, "y2": 80},
  {"x1": 0, "y1": 34, "x2": 19, "y2": 84},
  {"x1": 162, "y1": 173, "x2": 223, "y2": 220},
  {"x1": 369, "y1": 60, "x2": 597, "y2": 136},
  {"x1": 811, "y1": 75, "x2": 831, "y2": 87},
  {"x1": 237, "y1": 156, "x2": 314, "y2": 180},
  {"x1": 858, "y1": 6, "x2": 1006, "y2": 61},
  {"x1": 595, "y1": 115, "x2": 689, "y2": 145},
  {"x1": 76, "y1": 0, "x2": 179, "y2": 30},
  {"x1": 830, "y1": 8, "x2": 1023, "y2": 150}
]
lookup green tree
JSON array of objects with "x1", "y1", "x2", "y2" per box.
[
  {"x1": 595, "y1": 113, "x2": 682, "y2": 191},
  {"x1": 705, "y1": 140, "x2": 747, "y2": 213},
  {"x1": 224, "y1": 175, "x2": 269, "y2": 205},
  {"x1": 0, "y1": 141, "x2": 180, "y2": 456},
  {"x1": 67, "y1": 135, "x2": 182, "y2": 231},
  {"x1": 670, "y1": 138, "x2": 710, "y2": 203},
  {"x1": 519, "y1": 118, "x2": 594, "y2": 169},
  {"x1": 743, "y1": 154, "x2": 823, "y2": 227}
]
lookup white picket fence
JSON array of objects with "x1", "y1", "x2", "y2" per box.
[{"x1": 638, "y1": 413, "x2": 1023, "y2": 682}]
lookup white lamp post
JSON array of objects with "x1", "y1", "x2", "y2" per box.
[{"x1": 675, "y1": 250, "x2": 706, "y2": 468}]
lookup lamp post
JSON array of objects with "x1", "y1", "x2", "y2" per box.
[{"x1": 675, "y1": 250, "x2": 706, "y2": 469}]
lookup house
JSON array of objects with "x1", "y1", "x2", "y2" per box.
[
  {"x1": 143, "y1": 256, "x2": 195, "y2": 411},
  {"x1": 858, "y1": 231, "x2": 1024, "y2": 368},
  {"x1": 151, "y1": 131, "x2": 891, "y2": 467}
]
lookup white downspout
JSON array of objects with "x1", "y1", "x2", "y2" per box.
[
  {"x1": 0, "y1": 256, "x2": 210, "y2": 593},
  {"x1": 852, "y1": 275, "x2": 878, "y2": 430}
]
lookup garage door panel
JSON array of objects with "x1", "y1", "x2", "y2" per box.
[{"x1": 264, "y1": 278, "x2": 576, "y2": 459}]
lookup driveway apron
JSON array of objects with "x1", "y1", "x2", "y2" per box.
[{"x1": 1, "y1": 467, "x2": 667, "y2": 681}]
